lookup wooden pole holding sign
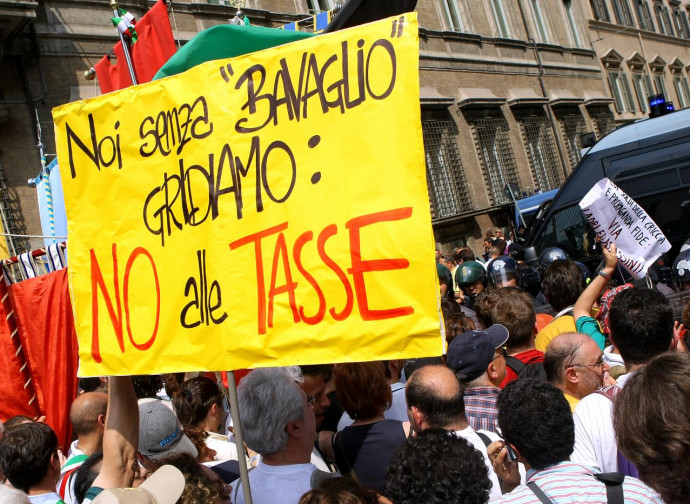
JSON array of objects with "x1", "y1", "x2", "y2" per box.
[{"x1": 227, "y1": 370, "x2": 253, "y2": 504}]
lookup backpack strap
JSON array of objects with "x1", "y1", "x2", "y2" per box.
[
  {"x1": 594, "y1": 472, "x2": 625, "y2": 504},
  {"x1": 475, "y1": 431, "x2": 493, "y2": 449},
  {"x1": 527, "y1": 482, "x2": 553, "y2": 504},
  {"x1": 528, "y1": 472, "x2": 625, "y2": 504},
  {"x1": 505, "y1": 356, "x2": 526, "y2": 376}
]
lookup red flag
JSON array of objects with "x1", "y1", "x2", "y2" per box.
[
  {"x1": 9, "y1": 268, "x2": 79, "y2": 452},
  {"x1": 94, "y1": 0, "x2": 176, "y2": 94},
  {"x1": 131, "y1": 0, "x2": 176, "y2": 83},
  {"x1": 94, "y1": 42, "x2": 134, "y2": 94},
  {"x1": 0, "y1": 279, "x2": 41, "y2": 423}
]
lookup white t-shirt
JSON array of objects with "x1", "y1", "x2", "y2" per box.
[
  {"x1": 234, "y1": 462, "x2": 317, "y2": 504},
  {"x1": 455, "y1": 427, "x2": 503, "y2": 499},
  {"x1": 205, "y1": 431, "x2": 243, "y2": 462},
  {"x1": 29, "y1": 492, "x2": 63, "y2": 504},
  {"x1": 571, "y1": 372, "x2": 633, "y2": 472}
]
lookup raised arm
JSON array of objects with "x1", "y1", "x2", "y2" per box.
[
  {"x1": 574, "y1": 243, "x2": 618, "y2": 321},
  {"x1": 92, "y1": 376, "x2": 139, "y2": 489},
  {"x1": 573, "y1": 243, "x2": 618, "y2": 350}
]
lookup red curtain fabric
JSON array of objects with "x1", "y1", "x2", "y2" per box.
[
  {"x1": 9, "y1": 268, "x2": 79, "y2": 452},
  {"x1": 0, "y1": 279, "x2": 41, "y2": 422},
  {"x1": 94, "y1": 0, "x2": 176, "y2": 94}
]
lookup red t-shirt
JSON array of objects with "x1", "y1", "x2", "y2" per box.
[{"x1": 500, "y1": 349, "x2": 544, "y2": 388}]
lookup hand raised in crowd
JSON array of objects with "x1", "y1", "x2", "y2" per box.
[
  {"x1": 603, "y1": 370, "x2": 617, "y2": 388},
  {"x1": 601, "y1": 242, "x2": 618, "y2": 272},
  {"x1": 671, "y1": 321, "x2": 687, "y2": 352},
  {"x1": 57, "y1": 448, "x2": 66, "y2": 468}
]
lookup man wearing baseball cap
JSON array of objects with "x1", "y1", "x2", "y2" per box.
[
  {"x1": 138, "y1": 401, "x2": 198, "y2": 468},
  {"x1": 446, "y1": 324, "x2": 509, "y2": 433}
]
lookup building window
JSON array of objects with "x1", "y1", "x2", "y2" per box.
[
  {"x1": 633, "y1": 72, "x2": 654, "y2": 111},
  {"x1": 608, "y1": 69, "x2": 637, "y2": 113},
  {"x1": 490, "y1": 0, "x2": 511, "y2": 37},
  {"x1": 612, "y1": 0, "x2": 636, "y2": 26},
  {"x1": 442, "y1": 0, "x2": 464, "y2": 32},
  {"x1": 422, "y1": 118, "x2": 473, "y2": 218},
  {"x1": 590, "y1": 108, "x2": 616, "y2": 139},
  {"x1": 307, "y1": 0, "x2": 332, "y2": 13},
  {"x1": 633, "y1": 0, "x2": 656, "y2": 30},
  {"x1": 654, "y1": 1, "x2": 675, "y2": 35},
  {"x1": 518, "y1": 113, "x2": 563, "y2": 193},
  {"x1": 564, "y1": 0, "x2": 583, "y2": 47},
  {"x1": 673, "y1": 75, "x2": 690, "y2": 108},
  {"x1": 557, "y1": 110, "x2": 587, "y2": 171},
  {"x1": 469, "y1": 115, "x2": 520, "y2": 206},
  {"x1": 672, "y1": 3, "x2": 690, "y2": 38},
  {"x1": 531, "y1": 0, "x2": 550, "y2": 42},
  {"x1": 654, "y1": 71, "x2": 668, "y2": 97},
  {"x1": 590, "y1": 0, "x2": 611, "y2": 21}
]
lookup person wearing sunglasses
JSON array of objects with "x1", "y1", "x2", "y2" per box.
[{"x1": 543, "y1": 333, "x2": 613, "y2": 412}]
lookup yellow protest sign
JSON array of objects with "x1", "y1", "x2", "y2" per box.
[{"x1": 53, "y1": 13, "x2": 442, "y2": 376}]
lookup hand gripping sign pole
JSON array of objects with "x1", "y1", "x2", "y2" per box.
[
  {"x1": 227, "y1": 370, "x2": 253, "y2": 504},
  {"x1": 109, "y1": 0, "x2": 138, "y2": 85}
]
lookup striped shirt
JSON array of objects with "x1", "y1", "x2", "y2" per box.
[
  {"x1": 463, "y1": 386, "x2": 500, "y2": 432},
  {"x1": 489, "y1": 462, "x2": 663, "y2": 503}
]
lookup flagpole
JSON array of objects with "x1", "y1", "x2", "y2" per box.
[
  {"x1": 227, "y1": 370, "x2": 253, "y2": 504},
  {"x1": 110, "y1": 0, "x2": 138, "y2": 85}
]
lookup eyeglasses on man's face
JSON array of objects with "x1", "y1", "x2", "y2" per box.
[{"x1": 491, "y1": 346, "x2": 508, "y2": 362}]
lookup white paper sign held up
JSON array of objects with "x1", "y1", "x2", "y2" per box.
[{"x1": 579, "y1": 178, "x2": 671, "y2": 279}]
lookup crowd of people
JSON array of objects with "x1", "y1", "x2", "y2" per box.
[{"x1": 1, "y1": 227, "x2": 689, "y2": 504}]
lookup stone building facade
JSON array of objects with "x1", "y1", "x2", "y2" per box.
[{"x1": 0, "y1": 0, "x2": 689, "y2": 255}]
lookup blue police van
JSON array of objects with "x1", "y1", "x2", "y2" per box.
[{"x1": 524, "y1": 107, "x2": 690, "y2": 273}]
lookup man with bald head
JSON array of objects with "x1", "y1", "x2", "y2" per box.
[
  {"x1": 57, "y1": 392, "x2": 108, "y2": 504},
  {"x1": 405, "y1": 365, "x2": 504, "y2": 498},
  {"x1": 544, "y1": 333, "x2": 611, "y2": 412}
]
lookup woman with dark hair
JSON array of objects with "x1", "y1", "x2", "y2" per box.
[
  {"x1": 151, "y1": 453, "x2": 231, "y2": 504},
  {"x1": 299, "y1": 477, "x2": 382, "y2": 504},
  {"x1": 614, "y1": 352, "x2": 690, "y2": 504},
  {"x1": 330, "y1": 362, "x2": 409, "y2": 494},
  {"x1": 172, "y1": 376, "x2": 240, "y2": 464}
]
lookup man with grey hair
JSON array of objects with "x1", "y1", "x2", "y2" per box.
[
  {"x1": 544, "y1": 332, "x2": 611, "y2": 412},
  {"x1": 0, "y1": 485, "x2": 30, "y2": 504},
  {"x1": 234, "y1": 367, "x2": 321, "y2": 504}
]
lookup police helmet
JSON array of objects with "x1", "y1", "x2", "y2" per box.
[
  {"x1": 680, "y1": 237, "x2": 690, "y2": 254},
  {"x1": 538, "y1": 247, "x2": 568, "y2": 275},
  {"x1": 573, "y1": 261, "x2": 592, "y2": 286},
  {"x1": 673, "y1": 248, "x2": 690, "y2": 290},
  {"x1": 455, "y1": 261, "x2": 486, "y2": 287},
  {"x1": 487, "y1": 255, "x2": 520, "y2": 288}
]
